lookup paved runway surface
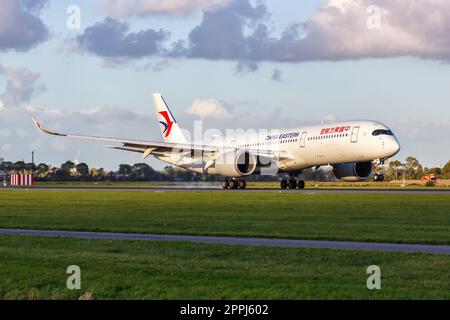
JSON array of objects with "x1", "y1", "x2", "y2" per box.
[
  {"x1": 3, "y1": 186, "x2": 450, "y2": 195},
  {"x1": 1, "y1": 228, "x2": 449, "y2": 255}
]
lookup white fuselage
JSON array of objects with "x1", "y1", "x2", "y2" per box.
[{"x1": 157, "y1": 120, "x2": 401, "y2": 176}]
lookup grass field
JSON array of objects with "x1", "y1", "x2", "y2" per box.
[
  {"x1": 0, "y1": 190, "x2": 449, "y2": 300},
  {"x1": 28, "y1": 180, "x2": 450, "y2": 190},
  {"x1": 0, "y1": 190, "x2": 449, "y2": 244},
  {"x1": 0, "y1": 235, "x2": 449, "y2": 300}
]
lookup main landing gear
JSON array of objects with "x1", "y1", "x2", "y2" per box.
[
  {"x1": 221, "y1": 179, "x2": 247, "y2": 190},
  {"x1": 280, "y1": 171, "x2": 306, "y2": 190},
  {"x1": 280, "y1": 179, "x2": 305, "y2": 190}
]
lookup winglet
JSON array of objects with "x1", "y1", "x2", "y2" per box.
[{"x1": 31, "y1": 116, "x2": 67, "y2": 136}]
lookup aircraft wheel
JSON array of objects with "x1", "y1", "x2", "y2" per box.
[
  {"x1": 238, "y1": 180, "x2": 247, "y2": 189},
  {"x1": 288, "y1": 179, "x2": 297, "y2": 189},
  {"x1": 378, "y1": 174, "x2": 385, "y2": 182},
  {"x1": 280, "y1": 180, "x2": 288, "y2": 189},
  {"x1": 297, "y1": 180, "x2": 305, "y2": 189},
  {"x1": 229, "y1": 180, "x2": 239, "y2": 189},
  {"x1": 221, "y1": 180, "x2": 230, "y2": 189}
]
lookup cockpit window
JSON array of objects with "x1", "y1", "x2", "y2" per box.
[{"x1": 372, "y1": 129, "x2": 393, "y2": 136}]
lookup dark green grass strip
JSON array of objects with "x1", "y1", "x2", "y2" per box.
[
  {"x1": 0, "y1": 235, "x2": 449, "y2": 299},
  {"x1": 0, "y1": 191, "x2": 449, "y2": 244}
]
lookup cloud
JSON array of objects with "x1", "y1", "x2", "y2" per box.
[
  {"x1": 136, "y1": 59, "x2": 171, "y2": 72},
  {"x1": 175, "y1": 0, "x2": 267, "y2": 60},
  {"x1": 176, "y1": 0, "x2": 450, "y2": 63},
  {"x1": 236, "y1": 61, "x2": 259, "y2": 74},
  {"x1": 271, "y1": 69, "x2": 282, "y2": 81},
  {"x1": 0, "y1": 0, "x2": 49, "y2": 51},
  {"x1": 76, "y1": 18, "x2": 169, "y2": 59},
  {"x1": 0, "y1": 65, "x2": 43, "y2": 108},
  {"x1": 80, "y1": 0, "x2": 450, "y2": 64},
  {"x1": 102, "y1": 0, "x2": 233, "y2": 17},
  {"x1": 186, "y1": 99, "x2": 233, "y2": 119}
]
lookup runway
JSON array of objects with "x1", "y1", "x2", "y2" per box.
[
  {"x1": 1, "y1": 228, "x2": 449, "y2": 255},
  {"x1": 3, "y1": 186, "x2": 450, "y2": 195}
]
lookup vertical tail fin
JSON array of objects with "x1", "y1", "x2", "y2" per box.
[{"x1": 152, "y1": 93, "x2": 187, "y2": 144}]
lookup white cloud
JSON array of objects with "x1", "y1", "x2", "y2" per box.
[
  {"x1": 186, "y1": 99, "x2": 233, "y2": 119},
  {"x1": 0, "y1": 64, "x2": 42, "y2": 108},
  {"x1": 83, "y1": 0, "x2": 450, "y2": 64},
  {"x1": 175, "y1": 0, "x2": 450, "y2": 63},
  {"x1": 103, "y1": 0, "x2": 232, "y2": 17},
  {"x1": 0, "y1": 0, "x2": 49, "y2": 51},
  {"x1": 275, "y1": 0, "x2": 450, "y2": 62}
]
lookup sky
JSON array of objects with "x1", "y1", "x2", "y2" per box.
[{"x1": 1, "y1": 0, "x2": 450, "y2": 170}]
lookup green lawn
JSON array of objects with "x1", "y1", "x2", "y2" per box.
[
  {"x1": 0, "y1": 190, "x2": 449, "y2": 244},
  {"x1": 0, "y1": 235, "x2": 448, "y2": 300},
  {"x1": 28, "y1": 180, "x2": 450, "y2": 190}
]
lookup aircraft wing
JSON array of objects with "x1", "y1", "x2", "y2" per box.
[
  {"x1": 32, "y1": 117, "x2": 218, "y2": 159},
  {"x1": 32, "y1": 117, "x2": 292, "y2": 161}
]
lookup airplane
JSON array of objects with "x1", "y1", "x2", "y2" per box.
[{"x1": 32, "y1": 93, "x2": 401, "y2": 190}]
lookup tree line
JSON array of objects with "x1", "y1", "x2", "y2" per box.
[
  {"x1": 386, "y1": 157, "x2": 450, "y2": 180},
  {"x1": 0, "y1": 160, "x2": 276, "y2": 182},
  {"x1": 0, "y1": 157, "x2": 449, "y2": 182}
]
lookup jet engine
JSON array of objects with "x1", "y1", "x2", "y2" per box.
[
  {"x1": 333, "y1": 162, "x2": 373, "y2": 182},
  {"x1": 210, "y1": 151, "x2": 257, "y2": 177}
]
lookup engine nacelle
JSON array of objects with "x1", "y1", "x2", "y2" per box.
[
  {"x1": 211, "y1": 151, "x2": 257, "y2": 177},
  {"x1": 333, "y1": 162, "x2": 373, "y2": 182}
]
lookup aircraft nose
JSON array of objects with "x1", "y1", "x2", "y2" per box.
[{"x1": 388, "y1": 139, "x2": 401, "y2": 156}]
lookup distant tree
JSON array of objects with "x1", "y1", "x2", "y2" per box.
[
  {"x1": 36, "y1": 163, "x2": 50, "y2": 179},
  {"x1": 25, "y1": 162, "x2": 36, "y2": 172},
  {"x1": 162, "y1": 166, "x2": 175, "y2": 181},
  {"x1": 97, "y1": 168, "x2": 106, "y2": 179},
  {"x1": 52, "y1": 168, "x2": 67, "y2": 181},
  {"x1": 76, "y1": 163, "x2": 89, "y2": 177},
  {"x1": 106, "y1": 171, "x2": 117, "y2": 181},
  {"x1": 89, "y1": 168, "x2": 98, "y2": 177},
  {"x1": 405, "y1": 157, "x2": 423, "y2": 179},
  {"x1": 427, "y1": 167, "x2": 442, "y2": 177},
  {"x1": 442, "y1": 161, "x2": 450, "y2": 179},
  {"x1": 0, "y1": 161, "x2": 14, "y2": 171},
  {"x1": 389, "y1": 160, "x2": 403, "y2": 180},
  {"x1": 131, "y1": 163, "x2": 157, "y2": 180},
  {"x1": 61, "y1": 161, "x2": 76, "y2": 174},
  {"x1": 118, "y1": 164, "x2": 132, "y2": 175},
  {"x1": 14, "y1": 161, "x2": 26, "y2": 172}
]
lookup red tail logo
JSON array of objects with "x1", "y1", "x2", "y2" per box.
[{"x1": 159, "y1": 111, "x2": 173, "y2": 137}]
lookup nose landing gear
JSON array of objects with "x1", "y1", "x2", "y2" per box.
[{"x1": 373, "y1": 159, "x2": 386, "y2": 182}]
